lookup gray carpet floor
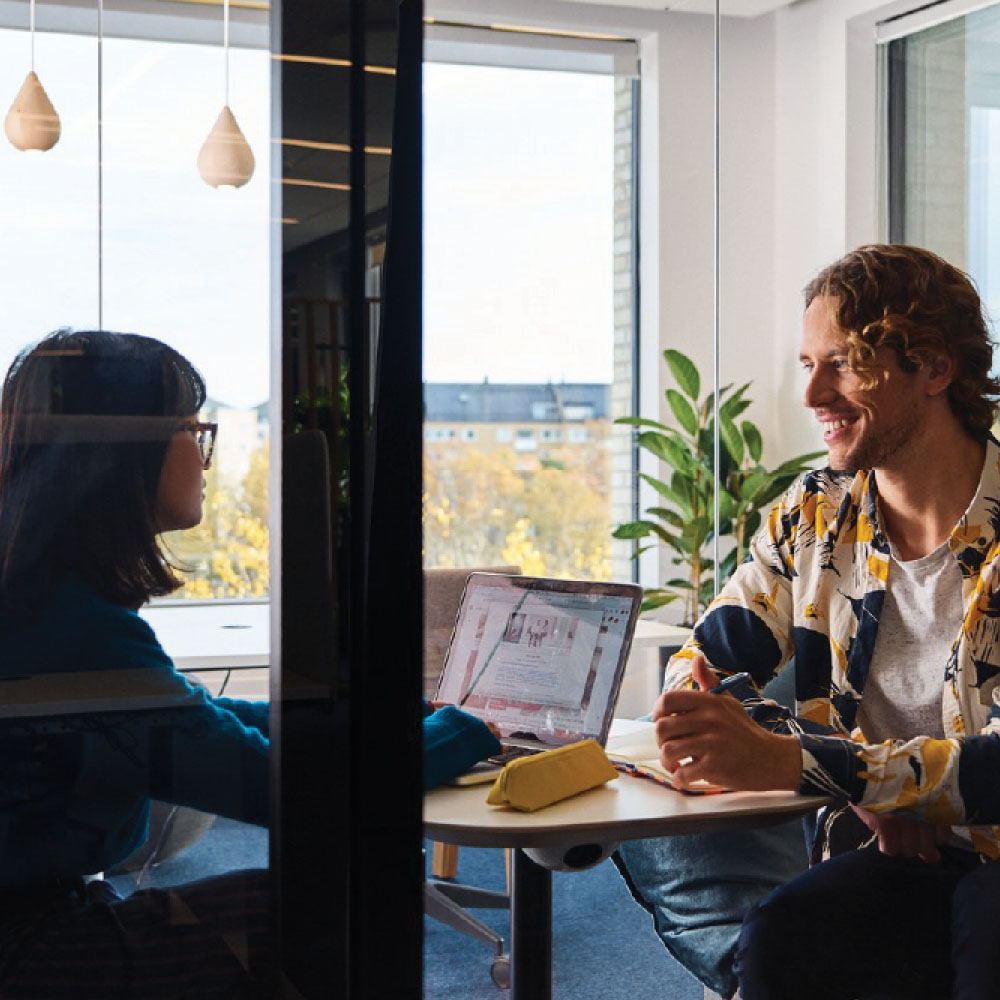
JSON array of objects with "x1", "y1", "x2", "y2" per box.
[
  {"x1": 424, "y1": 844, "x2": 701, "y2": 999},
  {"x1": 109, "y1": 820, "x2": 700, "y2": 998}
]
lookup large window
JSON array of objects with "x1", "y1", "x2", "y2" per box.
[
  {"x1": 0, "y1": 17, "x2": 270, "y2": 598},
  {"x1": 886, "y1": 2, "x2": 1000, "y2": 333},
  {"x1": 422, "y1": 31, "x2": 638, "y2": 581}
]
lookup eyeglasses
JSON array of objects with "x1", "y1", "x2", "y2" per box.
[{"x1": 178, "y1": 420, "x2": 218, "y2": 469}]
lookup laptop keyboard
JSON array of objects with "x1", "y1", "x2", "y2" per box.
[{"x1": 487, "y1": 746, "x2": 538, "y2": 766}]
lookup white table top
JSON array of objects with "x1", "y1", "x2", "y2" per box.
[
  {"x1": 426, "y1": 716, "x2": 827, "y2": 848},
  {"x1": 139, "y1": 601, "x2": 270, "y2": 671},
  {"x1": 425, "y1": 777, "x2": 826, "y2": 849}
]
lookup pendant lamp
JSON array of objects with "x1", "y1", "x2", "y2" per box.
[
  {"x1": 4, "y1": 0, "x2": 60, "y2": 152},
  {"x1": 197, "y1": 0, "x2": 254, "y2": 189}
]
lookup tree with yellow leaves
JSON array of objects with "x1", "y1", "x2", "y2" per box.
[
  {"x1": 166, "y1": 443, "x2": 270, "y2": 599},
  {"x1": 424, "y1": 441, "x2": 611, "y2": 580}
]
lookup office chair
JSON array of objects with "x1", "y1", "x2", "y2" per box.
[{"x1": 423, "y1": 565, "x2": 520, "y2": 988}]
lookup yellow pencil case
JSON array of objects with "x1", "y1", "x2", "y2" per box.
[{"x1": 485, "y1": 739, "x2": 618, "y2": 812}]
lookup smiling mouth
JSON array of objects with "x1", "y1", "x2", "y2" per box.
[{"x1": 821, "y1": 416, "x2": 857, "y2": 440}]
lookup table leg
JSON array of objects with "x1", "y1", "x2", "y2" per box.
[{"x1": 510, "y1": 847, "x2": 552, "y2": 1000}]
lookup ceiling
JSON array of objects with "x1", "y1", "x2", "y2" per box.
[{"x1": 556, "y1": 0, "x2": 799, "y2": 16}]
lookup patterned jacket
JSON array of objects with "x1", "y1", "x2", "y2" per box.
[{"x1": 663, "y1": 437, "x2": 1000, "y2": 858}]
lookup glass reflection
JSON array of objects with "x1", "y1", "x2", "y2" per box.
[{"x1": 0, "y1": 330, "x2": 272, "y2": 996}]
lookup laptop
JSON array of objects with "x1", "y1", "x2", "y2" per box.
[{"x1": 434, "y1": 572, "x2": 643, "y2": 784}]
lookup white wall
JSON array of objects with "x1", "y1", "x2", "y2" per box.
[{"x1": 768, "y1": 0, "x2": 912, "y2": 459}]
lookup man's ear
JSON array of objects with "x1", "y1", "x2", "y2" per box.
[{"x1": 924, "y1": 353, "x2": 956, "y2": 396}]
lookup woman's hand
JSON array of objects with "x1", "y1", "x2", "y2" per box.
[
  {"x1": 430, "y1": 700, "x2": 501, "y2": 739},
  {"x1": 652, "y1": 656, "x2": 802, "y2": 792}
]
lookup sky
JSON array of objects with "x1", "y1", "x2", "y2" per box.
[{"x1": 423, "y1": 63, "x2": 615, "y2": 385}]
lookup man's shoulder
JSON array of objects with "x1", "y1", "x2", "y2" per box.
[{"x1": 778, "y1": 465, "x2": 858, "y2": 510}]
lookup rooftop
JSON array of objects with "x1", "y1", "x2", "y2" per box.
[{"x1": 423, "y1": 381, "x2": 610, "y2": 423}]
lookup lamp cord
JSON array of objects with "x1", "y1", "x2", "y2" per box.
[
  {"x1": 29, "y1": 0, "x2": 34, "y2": 71},
  {"x1": 224, "y1": 0, "x2": 230, "y2": 107}
]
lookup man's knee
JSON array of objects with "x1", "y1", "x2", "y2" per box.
[
  {"x1": 734, "y1": 890, "x2": 800, "y2": 982},
  {"x1": 951, "y1": 857, "x2": 1000, "y2": 953}
]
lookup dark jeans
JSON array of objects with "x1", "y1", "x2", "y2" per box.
[
  {"x1": 735, "y1": 843, "x2": 998, "y2": 1000},
  {"x1": 0, "y1": 869, "x2": 273, "y2": 999}
]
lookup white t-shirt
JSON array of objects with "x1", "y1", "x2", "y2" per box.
[{"x1": 857, "y1": 538, "x2": 962, "y2": 744}]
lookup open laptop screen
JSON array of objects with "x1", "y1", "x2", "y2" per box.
[{"x1": 435, "y1": 573, "x2": 642, "y2": 747}]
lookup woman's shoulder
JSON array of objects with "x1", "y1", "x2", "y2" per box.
[{"x1": 1, "y1": 575, "x2": 172, "y2": 674}]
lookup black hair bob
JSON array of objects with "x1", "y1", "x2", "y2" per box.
[{"x1": 0, "y1": 329, "x2": 206, "y2": 616}]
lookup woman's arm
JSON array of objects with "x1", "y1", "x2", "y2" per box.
[{"x1": 423, "y1": 705, "x2": 501, "y2": 790}]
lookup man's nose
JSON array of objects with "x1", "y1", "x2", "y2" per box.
[{"x1": 802, "y1": 368, "x2": 837, "y2": 409}]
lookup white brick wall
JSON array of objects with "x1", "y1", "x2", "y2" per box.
[{"x1": 611, "y1": 76, "x2": 637, "y2": 584}]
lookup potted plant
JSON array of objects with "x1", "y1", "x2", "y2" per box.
[{"x1": 613, "y1": 349, "x2": 824, "y2": 623}]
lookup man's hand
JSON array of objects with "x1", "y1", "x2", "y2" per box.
[
  {"x1": 652, "y1": 656, "x2": 802, "y2": 792},
  {"x1": 850, "y1": 804, "x2": 951, "y2": 863}
]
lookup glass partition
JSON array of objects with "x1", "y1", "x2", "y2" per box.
[{"x1": 0, "y1": 0, "x2": 275, "y2": 993}]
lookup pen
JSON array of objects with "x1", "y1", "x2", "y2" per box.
[{"x1": 705, "y1": 671, "x2": 752, "y2": 695}]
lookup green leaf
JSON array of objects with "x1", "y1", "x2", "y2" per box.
[
  {"x1": 666, "y1": 389, "x2": 698, "y2": 436},
  {"x1": 638, "y1": 431, "x2": 691, "y2": 473},
  {"x1": 742, "y1": 420, "x2": 763, "y2": 463},
  {"x1": 771, "y1": 451, "x2": 826, "y2": 476},
  {"x1": 698, "y1": 425, "x2": 734, "y2": 481},
  {"x1": 614, "y1": 416, "x2": 671, "y2": 432},
  {"x1": 722, "y1": 399, "x2": 751, "y2": 422},
  {"x1": 754, "y1": 474, "x2": 800, "y2": 508},
  {"x1": 646, "y1": 506, "x2": 685, "y2": 528},
  {"x1": 664, "y1": 349, "x2": 700, "y2": 400},
  {"x1": 671, "y1": 471, "x2": 698, "y2": 513},
  {"x1": 641, "y1": 592, "x2": 680, "y2": 613},
  {"x1": 612, "y1": 520, "x2": 656, "y2": 540},
  {"x1": 700, "y1": 383, "x2": 735, "y2": 423},
  {"x1": 687, "y1": 515, "x2": 711, "y2": 550},
  {"x1": 719, "y1": 383, "x2": 752, "y2": 421},
  {"x1": 739, "y1": 469, "x2": 771, "y2": 505},
  {"x1": 638, "y1": 472, "x2": 693, "y2": 516},
  {"x1": 649, "y1": 524, "x2": 677, "y2": 546},
  {"x1": 716, "y1": 488, "x2": 737, "y2": 523},
  {"x1": 719, "y1": 416, "x2": 744, "y2": 465}
]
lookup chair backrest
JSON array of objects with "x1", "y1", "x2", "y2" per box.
[{"x1": 423, "y1": 565, "x2": 521, "y2": 698}]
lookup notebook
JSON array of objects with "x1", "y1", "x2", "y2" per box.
[
  {"x1": 434, "y1": 572, "x2": 643, "y2": 784},
  {"x1": 603, "y1": 719, "x2": 724, "y2": 794}
]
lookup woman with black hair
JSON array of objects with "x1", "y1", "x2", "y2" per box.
[{"x1": 0, "y1": 329, "x2": 271, "y2": 997}]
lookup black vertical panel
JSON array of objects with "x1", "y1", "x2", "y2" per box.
[
  {"x1": 273, "y1": 0, "x2": 422, "y2": 995},
  {"x1": 352, "y1": 1, "x2": 423, "y2": 994}
]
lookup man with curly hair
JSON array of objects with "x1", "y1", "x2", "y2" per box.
[{"x1": 647, "y1": 245, "x2": 1000, "y2": 999}]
